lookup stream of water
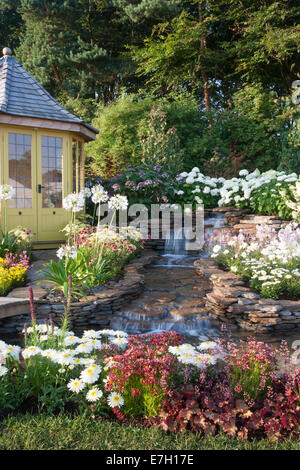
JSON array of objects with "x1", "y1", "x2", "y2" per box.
[
  {"x1": 110, "y1": 214, "x2": 226, "y2": 340},
  {"x1": 110, "y1": 214, "x2": 300, "y2": 348}
]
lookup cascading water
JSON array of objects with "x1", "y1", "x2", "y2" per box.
[{"x1": 110, "y1": 212, "x2": 226, "y2": 338}]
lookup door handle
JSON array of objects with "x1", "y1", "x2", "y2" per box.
[{"x1": 37, "y1": 184, "x2": 45, "y2": 193}]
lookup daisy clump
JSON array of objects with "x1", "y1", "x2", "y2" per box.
[{"x1": 0, "y1": 325, "x2": 299, "y2": 442}]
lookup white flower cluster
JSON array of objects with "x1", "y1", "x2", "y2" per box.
[
  {"x1": 211, "y1": 223, "x2": 300, "y2": 293},
  {"x1": 0, "y1": 184, "x2": 15, "y2": 201},
  {"x1": 63, "y1": 191, "x2": 85, "y2": 212},
  {"x1": 0, "y1": 326, "x2": 129, "y2": 408},
  {"x1": 177, "y1": 167, "x2": 299, "y2": 209},
  {"x1": 168, "y1": 340, "x2": 224, "y2": 368},
  {"x1": 63, "y1": 186, "x2": 128, "y2": 214},
  {"x1": 108, "y1": 195, "x2": 129, "y2": 211},
  {"x1": 285, "y1": 180, "x2": 300, "y2": 220},
  {"x1": 56, "y1": 245, "x2": 77, "y2": 260},
  {"x1": 91, "y1": 184, "x2": 109, "y2": 205}
]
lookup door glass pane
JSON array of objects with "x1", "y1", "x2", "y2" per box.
[
  {"x1": 72, "y1": 139, "x2": 78, "y2": 193},
  {"x1": 8, "y1": 133, "x2": 32, "y2": 209},
  {"x1": 78, "y1": 141, "x2": 84, "y2": 190},
  {"x1": 41, "y1": 136, "x2": 63, "y2": 208}
]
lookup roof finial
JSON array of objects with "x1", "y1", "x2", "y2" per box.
[{"x1": 3, "y1": 47, "x2": 12, "y2": 57}]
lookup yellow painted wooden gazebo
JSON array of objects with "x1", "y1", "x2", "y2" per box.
[{"x1": 0, "y1": 47, "x2": 99, "y2": 245}]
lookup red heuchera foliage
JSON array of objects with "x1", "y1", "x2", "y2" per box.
[
  {"x1": 100, "y1": 331, "x2": 299, "y2": 441},
  {"x1": 104, "y1": 332, "x2": 183, "y2": 396},
  {"x1": 157, "y1": 358, "x2": 300, "y2": 441}
]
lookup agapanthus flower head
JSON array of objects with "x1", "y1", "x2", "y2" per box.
[
  {"x1": 0, "y1": 184, "x2": 15, "y2": 201},
  {"x1": 108, "y1": 195, "x2": 128, "y2": 211},
  {"x1": 91, "y1": 184, "x2": 109, "y2": 204},
  {"x1": 63, "y1": 192, "x2": 85, "y2": 212},
  {"x1": 56, "y1": 245, "x2": 77, "y2": 260}
]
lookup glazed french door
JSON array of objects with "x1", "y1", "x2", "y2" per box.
[
  {"x1": 6, "y1": 129, "x2": 38, "y2": 237},
  {"x1": 36, "y1": 133, "x2": 68, "y2": 242},
  {"x1": 5, "y1": 129, "x2": 69, "y2": 242}
]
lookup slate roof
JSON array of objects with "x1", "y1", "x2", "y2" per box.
[{"x1": 0, "y1": 51, "x2": 98, "y2": 134}]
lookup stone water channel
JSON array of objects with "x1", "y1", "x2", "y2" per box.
[
  {"x1": 1, "y1": 213, "x2": 300, "y2": 347},
  {"x1": 110, "y1": 214, "x2": 300, "y2": 348},
  {"x1": 109, "y1": 215, "x2": 225, "y2": 341}
]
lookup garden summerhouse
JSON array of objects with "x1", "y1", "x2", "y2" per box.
[{"x1": 0, "y1": 47, "x2": 98, "y2": 245}]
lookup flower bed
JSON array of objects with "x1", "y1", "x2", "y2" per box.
[
  {"x1": 86, "y1": 167, "x2": 300, "y2": 222},
  {"x1": 210, "y1": 223, "x2": 300, "y2": 300},
  {"x1": 0, "y1": 249, "x2": 158, "y2": 336},
  {"x1": 86, "y1": 164, "x2": 175, "y2": 216},
  {"x1": 176, "y1": 167, "x2": 299, "y2": 217},
  {"x1": 194, "y1": 257, "x2": 300, "y2": 332},
  {"x1": 41, "y1": 187, "x2": 148, "y2": 300},
  {"x1": 0, "y1": 256, "x2": 29, "y2": 296},
  {"x1": 0, "y1": 326, "x2": 299, "y2": 442}
]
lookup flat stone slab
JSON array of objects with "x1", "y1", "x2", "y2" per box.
[
  {"x1": 8, "y1": 286, "x2": 48, "y2": 300},
  {"x1": 0, "y1": 297, "x2": 30, "y2": 319}
]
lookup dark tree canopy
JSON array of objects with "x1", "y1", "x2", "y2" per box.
[{"x1": 1, "y1": 0, "x2": 300, "y2": 173}]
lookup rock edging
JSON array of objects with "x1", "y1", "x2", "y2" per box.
[
  {"x1": 194, "y1": 258, "x2": 300, "y2": 332},
  {"x1": 0, "y1": 249, "x2": 159, "y2": 335}
]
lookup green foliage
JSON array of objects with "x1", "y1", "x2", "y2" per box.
[
  {"x1": 2, "y1": 0, "x2": 300, "y2": 177},
  {"x1": 87, "y1": 93, "x2": 208, "y2": 177},
  {"x1": 140, "y1": 105, "x2": 184, "y2": 173},
  {"x1": 0, "y1": 233, "x2": 20, "y2": 258},
  {"x1": 87, "y1": 84, "x2": 300, "y2": 178},
  {"x1": 41, "y1": 258, "x2": 88, "y2": 298},
  {"x1": 0, "y1": 228, "x2": 33, "y2": 260},
  {"x1": 122, "y1": 376, "x2": 164, "y2": 418},
  {"x1": 3, "y1": 0, "x2": 180, "y2": 105}
]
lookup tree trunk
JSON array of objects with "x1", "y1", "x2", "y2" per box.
[{"x1": 198, "y1": 1, "x2": 211, "y2": 113}]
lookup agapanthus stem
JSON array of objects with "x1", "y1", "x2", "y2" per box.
[{"x1": 62, "y1": 275, "x2": 72, "y2": 333}]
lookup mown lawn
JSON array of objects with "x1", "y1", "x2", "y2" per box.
[{"x1": 0, "y1": 414, "x2": 299, "y2": 450}]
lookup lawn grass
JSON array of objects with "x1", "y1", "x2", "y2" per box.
[{"x1": 0, "y1": 413, "x2": 299, "y2": 450}]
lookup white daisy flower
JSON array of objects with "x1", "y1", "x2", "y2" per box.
[
  {"x1": 107, "y1": 392, "x2": 124, "y2": 408},
  {"x1": 22, "y1": 346, "x2": 41, "y2": 359},
  {"x1": 80, "y1": 366, "x2": 101, "y2": 384},
  {"x1": 86, "y1": 387, "x2": 103, "y2": 402},
  {"x1": 75, "y1": 342, "x2": 94, "y2": 354},
  {"x1": 2, "y1": 345, "x2": 21, "y2": 361},
  {"x1": 198, "y1": 341, "x2": 217, "y2": 351},
  {"x1": 0, "y1": 365, "x2": 8, "y2": 376},
  {"x1": 67, "y1": 378, "x2": 85, "y2": 394}
]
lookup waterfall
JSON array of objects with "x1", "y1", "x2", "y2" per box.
[{"x1": 107, "y1": 212, "x2": 227, "y2": 338}]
